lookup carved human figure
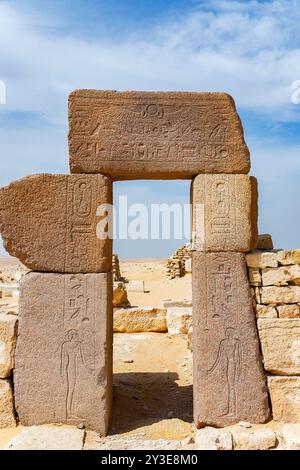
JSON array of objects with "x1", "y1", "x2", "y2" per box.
[
  {"x1": 60, "y1": 329, "x2": 90, "y2": 419},
  {"x1": 208, "y1": 327, "x2": 242, "y2": 417}
]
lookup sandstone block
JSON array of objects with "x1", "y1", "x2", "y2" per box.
[
  {"x1": 255, "y1": 304, "x2": 277, "y2": 318},
  {"x1": 268, "y1": 376, "x2": 300, "y2": 423},
  {"x1": 0, "y1": 379, "x2": 16, "y2": 428},
  {"x1": 261, "y1": 286, "x2": 300, "y2": 304},
  {"x1": 256, "y1": 234, "x2": 273, "y2": 250},
  {"x1": 0, "y1": 174, "x2": 112, "y2": 273},
  {"x1": 192, "y1": 174, "x2": 258, "y2": 252},
  {"x1": 69, "y1": 90, "x2": 250, "y2": 179},
  {"x1": 231, "y1": 427, "x2": 276, "y2": 450},
  {"x1": 248, "y1": 268, "x2": 261, "y2": 286},
  {"x1": 281, "y1": 424, "x2": 300, "y2": 450},
  {"x1": 192, "y1": 252, "x2": 270, "y2": 428},
  {"x1": 257, "y1": 319, "x2": 300, "y2": 375},
  {"x1": 113, "y1": 282, "x2": 130, "y2": 308},
  {"x1": 14, "y1": 272, "x2": 113, "y2": 435},
  {"x1": 195, "y1": 427, "x2": 233, "y2": 450},
  {"x1": 246, "y1": 251, "x2": 278, "y2": 269},
  {"x1": 277, "y1": 304, "x2": 300, "y2": 318},
  {"x1": 3, "y1": 425, "x2": 85, "y2": 450},
  {"x1": 166, "y1": 307, "x2": 192, "y2": 335},
  {"x1": 278, "y1": 250, "x2": 300, "y2": 266},
  {"x1": 262, "y1": 265, "x2": 300, "y2": 286},
  {"x1": 113, "y1": 307, "x2": 167, "y2": 333},
  {"x1": 0, "y1": 314, "x2": 17, "y2": 378}
]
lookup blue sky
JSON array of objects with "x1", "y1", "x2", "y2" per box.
[{"x1": 0, "y1": 0, "x2": 300, "y2": 258}]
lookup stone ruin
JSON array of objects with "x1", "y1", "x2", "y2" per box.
[
  {"x1": 0, "y1": 90, "x2": 272, "y2": 433},
  {"x1": 166, "y1": 243, "x2": 192, "y2": 279}
]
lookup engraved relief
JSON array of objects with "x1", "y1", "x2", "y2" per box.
[
  {"x1": 74, "y1": 180, "x2": 92, "y2": 217},
  {"x1": 211, "y1": 179, "x2": 230, "y2": 235},
  {"x1": 211, "y1": 259, "x2": 233, "y2": 319}
]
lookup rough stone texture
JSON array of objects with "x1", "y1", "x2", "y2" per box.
[
  {"x1": 192, "y1": 252, "x2": 270, "y2": 428},
  {"x1": 277, "y1": 304, "x2": 300, "y2": 318},
  {"x1": 281, "y1": 424, "x2": 300, "y2": 450},
  {"x1": 261, "y1": 286, "x2": 300, "y2": 304},
  {"x1": 262, "y1": 265, "x2": 300, "y2": 286},
  {"x1": 14, "y1": 272, "x2": 113, "y2": 435},
  {"x1": 257, "y1": 319, "x2": 300, "y2": 375},
  {"x1": 255, "y1": 304, "x2": 277, "y2": 318},
  {"x1": 3, "y1": 426, "x2": 85, "y2": 450},
  {"x1": 113, "y1": 307, "x2": 167, "y2": 333},
  {"x1": 231, "y1": 427, "x2": 276, "y2": 450},
  {"x1": 194, "y1": 427, "x2": 233, "y2": 450},
  {"x1": 192, "y1": 174, "x2": 258, "y2": 252},
  {"x1": 0, "y1": 174, "x2": 112, "y2": 273},
  {"x1": 268, "y1": 376, "x2": 300, "y2": 422},
  {"x1": 248, "y1": 268, "x2": 262, "y2": 286},
  {"x1": 0, "y1": 314, "x2": 17, "y2": 378},
  {"x1": 0, "y1": 379, "x2": 16, "y2": 428},
  {"x1": 69, "y1": 90, "x2": 250, "y2": 179},
  {"x1": 246, "y1": 251, "x2": 278, "y2": 269},
  {"x1": 256, "y1": 234, "x2": 273, "y2": 250},
  {"x1": 278, "y1": 250, "x2": 300, "y2": 266},
  {"x1": 113, "y1": 282, "x2": 130, "y2": 307},
  {"x1": 166, "y1": 307, "x2": 192, "y2": 335}
]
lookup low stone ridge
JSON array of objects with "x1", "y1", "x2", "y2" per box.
[
  {"x1": 268, "y1": 376, "x2": 300, "y2": 422},
  {"x1": 192, "y1": 174, "x2": 258, "y2": 252},
  {"x1": 0, "y1": 314, "x2": 17, "y2": 378},
  {"x1": 14, "y1": 272, "x2": 113, "y2": 435},
  {"x1": 0, "y1": 174, "x2": 112, "y2": 273},
  {"x1": 193, "y1": 251, "x2": 270, "y2": 427},
  {"x1": 69, "y1": 90, "x2": 250, "y2": 179}
]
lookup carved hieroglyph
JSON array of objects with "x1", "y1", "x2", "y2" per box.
[
  {"x1": 192, "y1": 252, "x2": 270, "y2": 427},
  {"x1": 191, "y1": 174, "x2": 258, "y2": 252},
  {"x1": 0, "y1": 174, "x2": 112, "y2": 273},
  {"x1": 68, "y1": 90, "x2": 250, "y2": 179},
  {"x1": 14, "y1": 272, "x2": 113, "y2": 435}
]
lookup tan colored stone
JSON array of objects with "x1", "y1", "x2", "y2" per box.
[
  {"x1": 195, "y1": 427, "x2": 233, "y2": 450},
  {"x1": 256, "y1": 234, "x2": 273, "y2": 250},
  {"x1": 113, "y1": 307, "x2": 167, "y2": 333},
  {"x1": 192, "y1": 174, "x2": 258, "y2": 252},
  {"x1": 261, "y1": 286, "x2": 300, "y2": 304},
  {"x1": 255, "y1": 304, "x2": 277, "y2": 318},
  {"x1": 0, "y1": 314, "x2": 17, "y2": 378},
  {"x1": 166, "y1": 307, "x2": 192, "y2": 335},
  {"x1": 254, "y1": 287, "x2": 261, "y2": 304},
  {"x1": 0, "y1": 174, "x2": 112, "y2": 273},
  {"x1": 262, "y1": 265, "x2": 300, "y2": 286},
  {"x1": 268, "y1": 376, "x2": 300, "y2": 423},
  {"x1": 3, "y1": 425, "x2": 85, "y2": 450},
  {"x1": 278, "y1": 250, "x2": 300, "y2": 266},
  {"x1": 281, "y1": 424, "x2": 300, "y2": 450},
  {"x1": 192, "y1": 252, "x2": 270, "y2": 428},
  {"x1": 15, "y1": 272, "x2": 113, "y2": 435},
  {"x1": 69, "y1": 90, "x2": 250, "y2": 179},
  {"x1": 257, "y1": 318, "x2": 300, "y2": 375},
  {"x1": 113, "y1": 282, "x2": 130, "y2": 307},
  {"x1": 248, "y1": 268, "x2": 261, "y2": 286},
  {"x1": 277, "y1": 304, "x2": 300, "y2": 318},
  {"x1": 0, "y1": 379, "x2": 16, "y2": 428},
  {"x1": 246, "y1": 251, "x2": 278, "y2": 269},
  {"x1": 231, "y1": 427, "x2": 276, "y2": 450}
]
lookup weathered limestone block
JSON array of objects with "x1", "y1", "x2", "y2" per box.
[
  {"x1": 0, "y1": 379, "x2": 16, "y2": 428},
  {"x1": 262, "y1": 265, "x2": 300, "y2": 286},
  {"x1": 248, "y1": 268, "x2": 261, "y2": 286},
  {"x1": 14, "y1": 272, "x2": 113, "y2": 435},
  {"x1": 69, "y1": 90, "x2": 250, "y2": 179},
  {"x1": 246, "y1": 251, "x2": 278, "y2": 269},
  {"x1": 256, "y1": 234, "x2": 273, "y2": 250},
  {"x1": 113, "y1": 282, "x2": 130, "y2": 308},
  {"x1": 0, "y1": 174, "x2": 112, "y2": 273},
  {"x1": 192, "y1": 174, "x2": 258, "y2": 252},
  {"x1": 257, "y1": 319, "x2": 300, "y2": 375},
  {"x1": 166, "y1": 307, "x2": 192, "y2": 335},
  {"x1": 255, "y1": 304, "x2": 277, "y2": 318},
  {"x1": 194, "y1": 427, "x2": 233, "y2": 450},
  {"x1": 278, "y1": 250, "x2": 300, "y2": 266},
  {"x1": 192, "y1": 252, "x2": 270, "y2": 428},
  {"x1": 261, "y1": 286, "x2": 300, "y2": 304},
  {"x1": 282, "y1": 424, "x2": 300, "y2": 450},
  {"x1": 113, "y1": 307, "x2": 167, "y2": 333},
  {"x1": 268, "y1": 376, "x2": 300, "y2": 423},
  {"x1": 231, "y1": 427, "x2": 276, "y2": 450},
  {"x1": 277, "y1": 304, "x2": 300, "y2": 318},
  {"x1": 0, "y1": 314, "x2": 17, "y2": 378}
]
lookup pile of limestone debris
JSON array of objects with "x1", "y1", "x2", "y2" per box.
[{"x1": 166, "y1": 243, "x2": 192, "y2": 280}]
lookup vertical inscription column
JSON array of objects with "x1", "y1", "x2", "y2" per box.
[{"x1": 191, "y1": 174, "x2": 270, "y2": 427}]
